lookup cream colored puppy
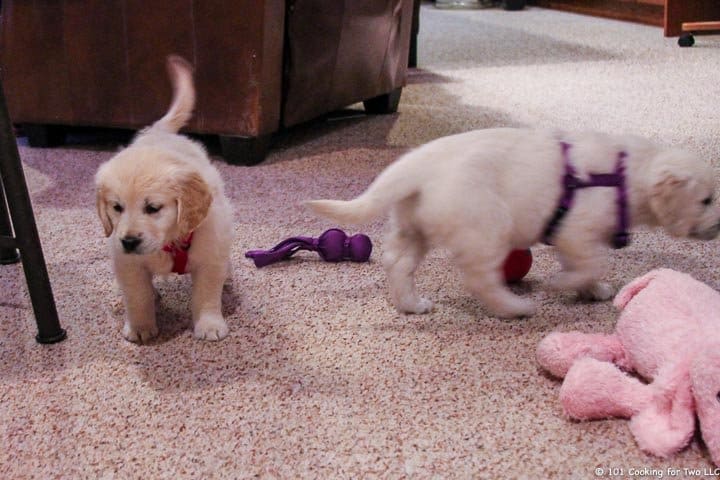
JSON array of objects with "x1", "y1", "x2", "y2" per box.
[
  {"x1": 307, "y1": 128, "x2": 720, "y2": 318},
  {"x1": 95, "y1": 56, "x2": 232, "y2": 342}
]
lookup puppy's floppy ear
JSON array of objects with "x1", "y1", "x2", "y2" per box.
[
  {"x1": 649, "y1": 171, "x2": 692, "y2": 237},
  {"x1": 95, "y1": 185, "x2": 114, "y2": 237},
  {"x1": 175, "y1": 170, "x2": 212, "y2": 237}
]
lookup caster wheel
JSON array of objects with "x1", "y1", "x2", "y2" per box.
[{"x1": 678, "y1": 33, "x2": 695, "y2": 47}]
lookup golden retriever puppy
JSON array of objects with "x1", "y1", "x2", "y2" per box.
[
  {"x1": 307, "y1": 128, "x2": 720, "y2": 318},
  {"x1": 95, "y1": 56, "x2": 232, "y2": 342}
]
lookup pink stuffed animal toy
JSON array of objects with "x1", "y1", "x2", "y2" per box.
[{"x1": 536, "y1": 268, "x2": 720, "y2": 466}]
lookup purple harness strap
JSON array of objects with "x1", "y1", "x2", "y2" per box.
[{"x1": 542, "y1": 142, "x2": 629, "y2": 249}]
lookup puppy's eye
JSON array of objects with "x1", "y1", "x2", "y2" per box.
[
  {"x1": 144, "y1": 204, "x2": 163, "y2": 215},
  {"x1": 113, "y1": 204, "x2": 124, "y2": 213},
  {"x1": 702, "y1": 197, "x2": 713, "y2": 206}
]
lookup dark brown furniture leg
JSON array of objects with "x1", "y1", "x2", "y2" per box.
[
  {"x1": 219, "y1": 134, "x2": 273, "y2": 166},
  {"x1": 0, "y1": 86, "x2": 67, "y2": 344},
  {"x1": 363, "y1": 88, "x2": 403, "y2": 114},
  {"x1": 23, "y1": 124, "x2": 66, "y2": 148}
]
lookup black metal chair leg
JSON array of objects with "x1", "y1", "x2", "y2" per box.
[
  {"x1": 0, "y1": 80, "x2": 66, "y2": 344},
  {"x1": 0, "y1": 182, "x2": 20, "y2": 264}
]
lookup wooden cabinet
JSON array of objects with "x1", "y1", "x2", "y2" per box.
[
  {"x1": 530, "y1": 0, "x2": 720, "y2": 37},
  {"x1": 665, "y1": 0, "x2": 720, "y2": 37}
]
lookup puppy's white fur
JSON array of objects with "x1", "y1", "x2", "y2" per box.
[
  {"x1": 95, "y1": 56, "x2": 233, "y2": 342},
  {"x1": 307, "y1": 128, "x2": 720, "y2": 318}
]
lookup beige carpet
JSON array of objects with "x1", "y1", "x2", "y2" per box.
[{"x1": 3, "y1": 4, "x2": 720, "y2": 478}]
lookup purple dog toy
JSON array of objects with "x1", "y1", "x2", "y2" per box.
[{"x1": 245, "y1": 228, "x2": 372, "y2": 268}]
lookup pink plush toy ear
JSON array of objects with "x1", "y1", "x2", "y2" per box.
[
  {"x1": 613, "y1": 269, "x2": 661, "y2": 309},
  {"x1": 629, "y1": 361, "x2": 695, "y2": 458},
  {"x1": 559, "y1": 357, "x2": 651, "y2": 420},
  {"x1": 536, "y1": 332, "x2": 629, "y2": 378},
  {"x1": 559, "y1": 358, "x2": 695, "y2": 459},
  {"x1": 690, "y1": 345, "x2": 720, "y2": 466}
]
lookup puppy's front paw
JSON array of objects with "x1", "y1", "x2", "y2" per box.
[
  {"x1": 397, "y1": 297, "x2": 434, "y2": 314},
  {"x1": 194, "y1": 314, "x2": 229, "y2": 341},
  {"x1": 123, "y1": 321, "x2": 159, "y2": 343},
  {"x1": 578, "y1": 281, "x2": 614, "y2": 301}
]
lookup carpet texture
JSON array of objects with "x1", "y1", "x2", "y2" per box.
[{"x1": 3, "y1": 4, "x2": 720, "y2": 479}]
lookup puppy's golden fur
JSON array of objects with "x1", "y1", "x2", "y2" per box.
[
  {"x1": 95, "y1": 56, "x2": 232, "y2": 342},
  {"x1": 308, "y1": 128, "x2": 720, "y2": 318}
]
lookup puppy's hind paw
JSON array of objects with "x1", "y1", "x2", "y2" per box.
[
  {"x1": 123, "y1": 322, "x2": 159, "y2": 343},
  {"x1": 577, "y1": 281, "x2": 614, "y2": 302},
  {"x1": 491, "y1": 298, "x2": 536, "y2": 319},
  {"x1": 193, "y1": 314, "x2": 229, "y2": 341}
]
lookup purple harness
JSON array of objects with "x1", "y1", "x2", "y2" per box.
[{"x1": 542, "y1": 142, "x2": 630, "y2": 249}]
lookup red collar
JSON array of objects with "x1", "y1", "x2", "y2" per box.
[{"x1": 162, "y1": 232, "x2": 193, "y2": 274}]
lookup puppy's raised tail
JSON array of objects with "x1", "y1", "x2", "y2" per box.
[
  {"x1": 305, "y1": 157, "x2": 421, "y2": 225},
  {"x1": 305, "y1": 198, "x2": 378, "y2": 225},
  {"x1": 151, "y1": 55, "x2": 196, "y2": 134}
]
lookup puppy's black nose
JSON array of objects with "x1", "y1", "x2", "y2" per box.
[{"x1": 121, "y1": 236, "x2": 142, "y2": 253}]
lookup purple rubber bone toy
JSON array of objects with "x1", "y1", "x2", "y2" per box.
[{"x1": 245, "y1": 228, "x2": 372, "y2": 268}]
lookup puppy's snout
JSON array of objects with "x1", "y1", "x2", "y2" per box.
[
  {"x1": 121, "y1": 236, "x2": 143, "y2": 253},
  {"x1": 692, "y1": 221, "x2": 720, "y2": 241}
]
